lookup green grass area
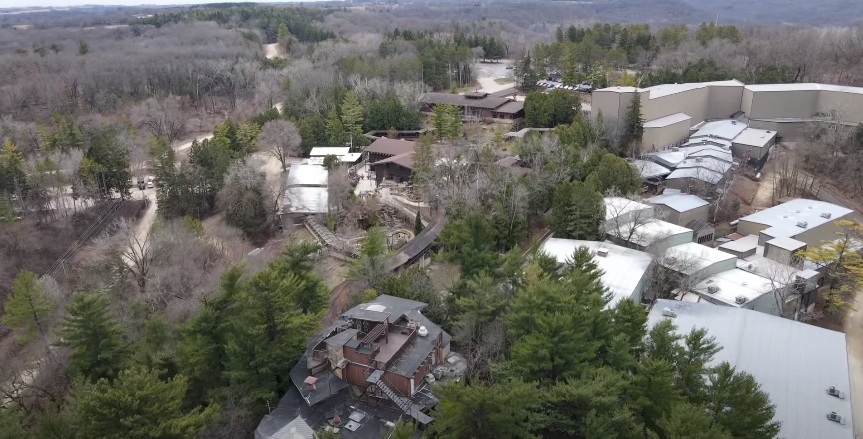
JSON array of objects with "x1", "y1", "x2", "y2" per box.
[{"x1": 494, "y1": 77, "x2": 513, "y2": 85}]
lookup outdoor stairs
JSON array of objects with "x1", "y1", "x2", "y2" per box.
[
  {"x1": 304, "y1": 218, "x2": 359, "y2": 258},
  {"x1": 366, "y1": 369, "x2": 433, "y2": 425},
  {"x1": 361, "y1": 323, "x2": 386, "y2": 347}
]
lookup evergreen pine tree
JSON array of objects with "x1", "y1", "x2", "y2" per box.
[
  {"x1": 58, "y1": 294, "x2": 128, "y2": 383},
  {"x1": 325, "y1": 109, "x2": 348, "y2": 146},
  {"x1": 623, "y1": 93, "x2": 645, "y2": 153},
  {"x1": 69, "y1": 368, "x2": 216, "y2": 439},
  {"x1": 340, "y1": 91, "x2": 364, "y2": 140},
  {"x1": 3, "y1": 270, "x2": 55, "y2": 343},
  {"x1": 414, "y1": 210, "x2": 424, "y2": 234}
]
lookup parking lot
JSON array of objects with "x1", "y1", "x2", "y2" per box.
[{"x1": 536, "y1": 80, "x2": 593, "y2": 93}]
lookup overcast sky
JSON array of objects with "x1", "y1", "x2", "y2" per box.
[{"x1": 2, "y1": 0, "x2": 317, "y2": 9}]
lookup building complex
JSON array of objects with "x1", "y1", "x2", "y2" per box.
[{"x1": 593, "y1": 80, "x2": 863, "y2": 153}]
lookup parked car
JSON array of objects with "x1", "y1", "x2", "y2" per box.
[{"x1": 147, "y1": 181, "x2": 154, "y2": 189}]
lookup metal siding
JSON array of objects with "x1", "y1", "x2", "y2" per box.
[
  {"x1": 737, "y1": 219, "x2": 770, "y2": 237},
  {"x1": 590, "y1": 90, "x2": 622, "y2": 123},
  {"x1": 794, "y1": 215, "x2": 852, "y2": 246},
  {"x1": 817, "y1": 91, "x2": 863, "y2": 124},
  {"x1": 643, "y1": 88, "x2": 708, "y2": 123},
  {"x1": 751, "y1": 90, "x2": 819, "y2": 119},
  {"x1": 642, "y1": 119, "x2": 691, "y2": 151},
  {"x1": 707, "y1": 85, "x2": 745, "y2": 119},
  {"x1": 741, "y1": 88, "x2": 754, "y2": 115}
]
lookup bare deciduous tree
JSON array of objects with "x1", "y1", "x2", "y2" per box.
[
  {"x1": 258, "y1": 119, "x2": 302, "y2": 171},
  {"x1": 131, "y1": 97, "x2": 190, "y2": 142}
]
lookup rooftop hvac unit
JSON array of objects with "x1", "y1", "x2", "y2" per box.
[
  {"x1": 731, "y1": 120, "x2": 738, "y2": 125},
  {"x1": 735, "y1": 296, "x2": 747, "y2": 305},
  {"x1": 821, "y1": 212, "x2": 832, "y2": 219},
  {"x1": 796, "y1": 221, "x2": 808, "y2": 228},
  {"x1": 828, "y1": 386, "x2": 846, "y2": 399},
  {"x1": 671, "y1": 147, "x2": 680, "y2": 152},
  {"x1": 596, "y1": 248, "x2": 609, "y2": 257},
  {"x1": 662, "y1": 307, "x2": 676, "y2": 318},
  {"x1": 707, "y1": 286, "x2": 719, "y2": 294},
  {"x1": 827, "y1": 412, "x2": 846, "y2": 424},
  {"x1": 418, "y1": 326, "x2": 429, "y2": 337}
]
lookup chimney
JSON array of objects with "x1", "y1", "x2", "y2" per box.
[
  {"x1": 332, "y1": 413, "x2": 341, "y2": 427},
  {"x1": 304, "y1": 376, "x2": 318, "y2": 391}
]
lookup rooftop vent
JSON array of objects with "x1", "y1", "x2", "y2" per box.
[
  {"x1": 796, "y1": 221, "x2": 808, "y2": 228},
  {"x1": 747, "y1": 264, "x2": 754, "y2": 270},
  {"x1": 732, "y1": 120, "x2": 738, "y2": 125},
  {"x1": 735, "y1": 296, "x2": 747, "y2": 305},
  {"x1": 418, "y1": 326, "x2": 429, "y2": 337},
  {"x1": 828, "y1": 386, "x2": 846, "y2": 399},
  {"x1": 671, "y1": 147, "x2": 680, "y2": 152},
  {"x1": 662, "y1": 307, "x2": 676, "y2": 318},
  {"x1": 304, "y1": 376, "x2": 318, "y2": 390},
  {"x1": 696, "y1": 157, "x2": 704, "y2": 162},
  {"x1": 821, "y1": 212, "x2": 832, "y2": 219},
  {"x1": 596, "y1": 247, "x2": 610, "y2": 257},
  {"x1": 707, "y1": 286, "x2": 719, "y2": 294},
  {"x1": 827, "y1": 412, "x2": 846, "y2": 425}
]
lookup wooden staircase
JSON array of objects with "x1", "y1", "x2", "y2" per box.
[{"x1": 366, "y1": 370, "x2": 433, "y2": 425}]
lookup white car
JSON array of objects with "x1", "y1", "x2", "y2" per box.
[{"x1": 147, "y1": 181, "x2": 154, "y2": 189}]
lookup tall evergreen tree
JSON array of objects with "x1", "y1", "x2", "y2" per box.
[
  {"x1": 704, "y1": 363, "x2": 781, "y2": 439},
  {"x1": 58, "y1": 294, "x2": 128, "y2": 383},
  {"x1": 69, "y1": 368, "x2": 216, "y2": 439},
  {"x1": 3, "y1": 270, "x2": 55, "y2": 343},
  {"x1": 550, "y1": 181, "x2": 604, "y2": 240},
  {"x1": 622, "y1": 93, "x2": 644, "y2": 153},
  {"x1": 340, "y1": 91, "x2": 364, "y2": 141},
  {"x1": 325, "y1": 109, "x2": 348, "y2": 146}
]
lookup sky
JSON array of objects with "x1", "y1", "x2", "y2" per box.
[{"x1": 1, "y1": 0, "x2": 317, "y2": 9}]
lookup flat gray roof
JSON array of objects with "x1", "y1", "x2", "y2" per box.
[
  {"x1": 733, "y1": 127, "x2": 776, "y2": 148},
  {"x1": 719, "y1": 234, "x2": 760, "y2": 254},
  {"x1": 283, "y1": 187, "x2": 328, "y2": 214},
  {"x1": 740, "y1": 198, "x2": 853, "y2": 239},
  {"x1": 690, "y1": 119, "x2": 747, "y2": 141},
  {"x1": 648, "y1": 300, "x2": 853, "y2": 439},
  {"x1": 767, "y1": 236, "x2": 807, "y2": 251},
  {"x1": 689, "y1": 268, "x2": 775, "y2": 306},
  {"x1": 647, "y1": 192, "x2": 708, "y2": 213},
  {"x1": 644, "y1": 112, "x2": 691, "y2": 128}
]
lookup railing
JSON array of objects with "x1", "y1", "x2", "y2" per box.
[{"x1": 361, "y1": 323, "x2": 386, "y2": 347}]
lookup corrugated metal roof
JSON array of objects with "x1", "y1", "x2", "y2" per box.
[
  {"x1": 733, "y1": 127, "x2": 776, "y2": 148},
  {"x1": 690, "y1": 119, "x2": 747, "y2": 141},
  {"x1": 647, "y1": 300, "x2": 854, "y2": 439},
  {"x1": 283, "y1": 187, "x2": 328, "y2": 214}
]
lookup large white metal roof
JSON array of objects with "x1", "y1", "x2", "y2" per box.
[
  {"x1": 286, "y1": 164, "x2": 328, "y2": 187},
  {"x1": 689, "y1": 119, "x2": 747, "y2": 141},
  {"x1": 609, "y1": 219, "x2": 693, "y2": 248},
  {"x1": 690, "y1": 268, "x2": 775, "y2": 307},
  {"x1": 666, "y1": 167, "x2": 724, "y2": 184},
  {"x1": 604, "y1": 197, "x2": 653, "y2": 222},
  {"x1": 647, "y1": 193, "x2": 708, "y2": 213},
  {"x1": 648, "y1": 300, "x2": 854, "y2": 439},
  {"x1": 677, "y1": 157, "x2": 733, "y2": 174},
  {"x1": 631, "y1": 159, "x2": 672, "y2": 179},
  {"x1": 745, "y1": 82, "x2": 863, "y2": 95},
  {"x1": 732, "y1": 127, "x2": 777, "y2": 148},
  {"x1": 740, "y1": 198, "x2": 853, "y2": 239},
  {"x1": 283, "y1": 187, "x2": 328, "y2": 214},
  {"x1": 660, "y1": 242, "x2": 736, "y2": 275},
  {"x1": 540, "y1": 238, "x2": 652, "y2": 308}
]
